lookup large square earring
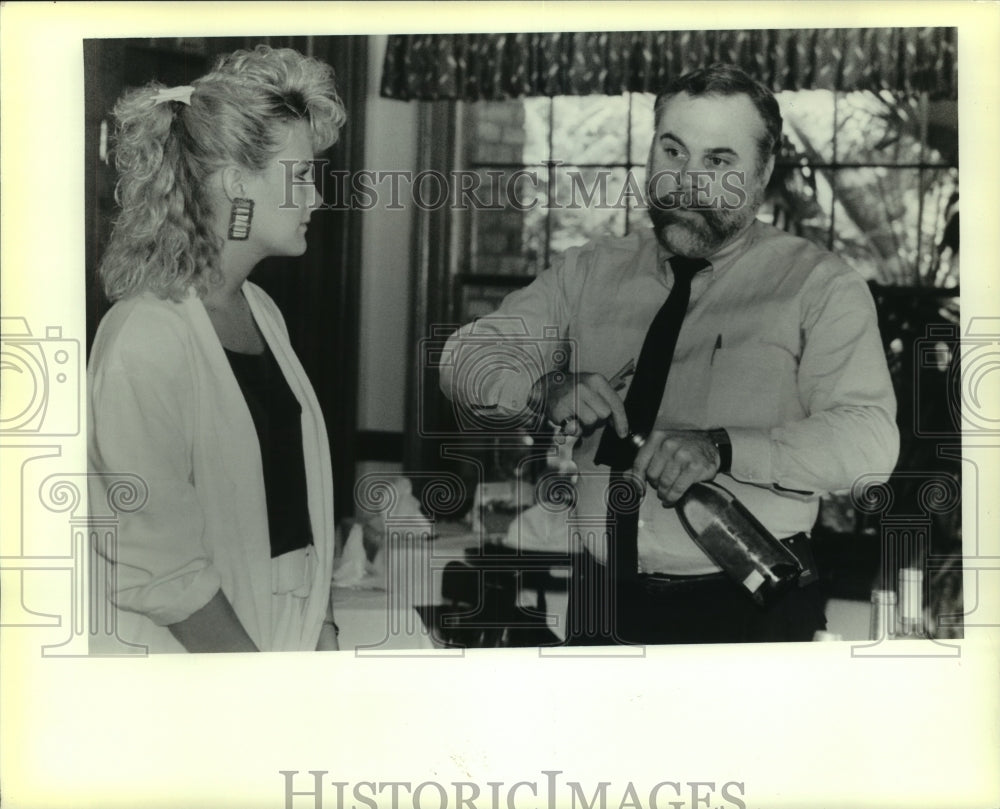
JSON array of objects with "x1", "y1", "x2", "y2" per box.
[{"x1": 228, "y1": 198, "x2": 254, "y2": 240}]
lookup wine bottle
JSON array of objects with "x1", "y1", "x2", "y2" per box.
[
  {"x1": 897, "y1": 567, "x2": 927, "y2": 638},
  {"x1": 676, "y1": 481, "x2": 803, "y2": 607},
  {"x1": 869, "y1": 588, "x2": 898, "y2": 640}
]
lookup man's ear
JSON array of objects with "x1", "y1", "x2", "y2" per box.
[{"x1": 758, "y1": 152, "x2": 776, "y2": 188}]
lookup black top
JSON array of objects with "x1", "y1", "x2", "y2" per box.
[{"x1": 225, "y1": 346, "x2": 313, "y2": 558}]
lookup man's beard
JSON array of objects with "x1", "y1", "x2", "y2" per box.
[{"x1": 647, "y1": 182, "x2": 764, "y2": 258}]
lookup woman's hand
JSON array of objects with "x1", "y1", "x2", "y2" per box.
[
  {"x1": 167, "y1": 589, "x2": 259, "y2": 653},
  {"x1": 316, "y1": 620, "x2": 340, "y2": 651}
]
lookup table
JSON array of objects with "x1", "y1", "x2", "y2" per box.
[
  {"x1": 331, "y1": 526, "x2": 572, "y2": 653},
  {"x1": 331, "y1": 587, "x2": 437, "y2": 654}
]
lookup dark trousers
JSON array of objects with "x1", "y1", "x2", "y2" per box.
[{"x1": 566, "y1": 545, "x2": 827, "y2": 646}]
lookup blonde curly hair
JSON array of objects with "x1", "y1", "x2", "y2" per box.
[{"x1": 99, "y1": 45, "x2": 346, "y2": 302}]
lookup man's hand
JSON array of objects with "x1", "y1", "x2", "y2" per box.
[
  {"x1": 631, "y1": 429, "x2": 721, "y2": 506},
  {"x1": 531, "y1": 371, "x2": 628, "y2": 439}
]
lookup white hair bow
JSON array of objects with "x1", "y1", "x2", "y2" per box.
[{"x1": 152, "y1": 85, "x2": 195, "y2": 106}]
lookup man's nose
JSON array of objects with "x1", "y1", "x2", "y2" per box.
[{"x1": 677, "y1": 161, "x2": 697, "y2": 190}]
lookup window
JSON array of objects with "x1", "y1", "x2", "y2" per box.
[
  {"x1": 460, "y1": 94, "x2": 653, "y2": 282},
  {"x1": 458, "y1": 90, "x2": 958, "y2": 303}
]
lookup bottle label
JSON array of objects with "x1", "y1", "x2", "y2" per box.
[{"x1": 742, "y1": 569, "x2": 765, "y2": 593}]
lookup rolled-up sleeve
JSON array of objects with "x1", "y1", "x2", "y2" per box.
[
  {"x1": 88, "y1": 313, "x2": 221, "y2": 625},
  {"x1": 728, "y1": 269, "x2": 899, "y2": 495}
]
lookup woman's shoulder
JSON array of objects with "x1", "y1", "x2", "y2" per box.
[
  {"x1": 101, "y1": 291, "x2": 193, "y2": 337},
  {"x1": 91, "y1": 292, "x2": 197, "y2": 371}
]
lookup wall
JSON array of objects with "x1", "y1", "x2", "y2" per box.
[{"x1": 355, "y1": 35, "x2": 417, "y2": 482}]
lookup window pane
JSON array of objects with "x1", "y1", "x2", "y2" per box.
[
  {"x1": 521, "y1": 177, "x2": 549, "y2": 274},
  {"x1": 461, "y1": 90, "x2": 956, "y2": 288},
  {"x1": 625, "y1": 166, "x2": 649, "y2": 235},
  {"x1": 776, "y1": 90, "x2": 835, "y2": 165},
  {"x1": 835, "y1": 91, "x2": 925, "y2": 165},
  {"x1": 550, "y1": 95, "x2": 629, "y2": 164},
  {"x1": 466, "y1": 100, "x2": 529, "y2": 164},
  {"x1": 831, "y1": 168, "x2": 921, "y2": 283},
  {"x1": 759, "y1": 164, "x2": 834, "y2": 250},
  {"x1": 918, "y1": 167, "x2": 959, "y2": 287},
  {"x1": 468, "y1": 166, "x2": 549, "y2": 275},
  {"x1": 922, "y1": 99, "x2": 958, "y2": 166},
  {"x1": 629, "y1": 92, "x2": 655, "y2": 165},
  {"x1": 549, "y1": 165, "x2": 628, "y2": 255},
  {"x1": 522, "y1": 97, "x2": 553, "y2": 165}
]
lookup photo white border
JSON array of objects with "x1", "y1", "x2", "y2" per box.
[{"x1": 2, "y1": 3, "x2": 998, "y2": 808}]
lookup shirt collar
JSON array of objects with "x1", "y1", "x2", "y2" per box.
[{"x1": 655, "y1": 218, "x2": 762, "y2": 281}]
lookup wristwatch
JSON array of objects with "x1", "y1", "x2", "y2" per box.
[{"x1": 707, "y1": 428, "x2": 732, "y2": 474}]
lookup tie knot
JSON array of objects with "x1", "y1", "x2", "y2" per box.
[{"x1": 668, "y1": 255, "x2": 711, "y2": 282}]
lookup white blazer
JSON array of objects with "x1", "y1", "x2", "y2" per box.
[{"x1": 88, "y1": 282, "x2": 335, "y2": 652}]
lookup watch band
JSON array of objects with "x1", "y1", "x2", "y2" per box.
[{"x1": 707, "y1": 428, "x2": 732, "y2": 474}]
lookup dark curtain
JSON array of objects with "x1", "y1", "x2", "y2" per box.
[{"x1": 381, "y1": 28, "x2": 957, "y2": 101}]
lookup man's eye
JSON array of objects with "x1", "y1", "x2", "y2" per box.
[
  {"x1": 706, "y1": 156, "x2": 729, "y2": 168},
  {"x1": 665, "y1": 147, "x2": 684, "y2": 159}
]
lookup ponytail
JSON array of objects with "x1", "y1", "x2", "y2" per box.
[{"x1": 99, "y1": 46, "x2": 346, "y2": 302}]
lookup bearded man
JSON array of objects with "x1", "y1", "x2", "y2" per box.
[{"x1": 440, "y1": 64, "x2": 898, "y2": 645}]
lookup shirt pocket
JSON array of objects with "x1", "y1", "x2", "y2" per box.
[{"x1": 705, "y1": 340, "x2": 798, "y2": 428}]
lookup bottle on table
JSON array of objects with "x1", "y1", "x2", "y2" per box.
[
  {"x1": 869, "y1": 588, "x2": 898, "y2": 641},
  {"x1": 897, "y1": 566, "x2": 928, "y2": 638}
]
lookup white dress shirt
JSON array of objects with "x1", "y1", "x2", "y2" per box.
[{"x1": 441, "y1": 220, "x2": 899, "y2": 574}]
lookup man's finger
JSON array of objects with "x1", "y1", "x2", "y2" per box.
[
  {"x1": 577, "y1": 386, "x2": 613, "y2": 422},
  {"x1": 605, "y1": 390, "x2": 629, "y2": 438},
  {"x1": 574, "y1": 400, "x2": 603, "y2": 428},
  {"x1": 557, "y1": 417, "x2": 580, "y2": 438},
  {"x1": 658, "y1": 468, "x2": 691, "y2": 506},
  {"x1": 584, "y1": 375, "x2": 629, "y2": 438},
  {"x1": 631, "y1": 429, "x2": 665, "y2": 482},
  {"x1": 661, "y1": 459, "x2": 715, "y2": 505}
]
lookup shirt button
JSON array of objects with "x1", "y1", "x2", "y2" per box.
[{"x1": 637, "y1": 519, "x2": 645, "y2": 529}]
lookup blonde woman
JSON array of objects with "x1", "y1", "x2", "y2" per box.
[{"x1": 89, "y1": 46, "x2": 345, "y2": 653}]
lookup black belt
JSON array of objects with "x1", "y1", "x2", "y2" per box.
[
  {"x1": 637, "y1": 571, "x2": 729, "y2": 594},
  {"x1": 640, "y1": 571, "x2": 728, "y2": 584},
  {"x1": 637, "y1": 532, "x2": 818, "y2": 591}
]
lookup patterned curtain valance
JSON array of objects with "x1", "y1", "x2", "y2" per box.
[{"x1": 381, "y1": 28, "x2": 957, "y2": 101}]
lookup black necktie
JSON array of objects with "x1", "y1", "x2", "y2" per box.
[{"x1": 595, "y1": 255, "x2": 710, "y2": 580}]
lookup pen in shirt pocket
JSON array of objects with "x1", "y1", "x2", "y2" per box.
[{"x1": 710, "y1": 334, "x2": 722, "y2": 366}]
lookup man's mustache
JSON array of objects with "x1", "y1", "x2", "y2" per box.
[
  {"x1": 646, "y1": 173, "x2": 751, "y2": 211},
  {"x1": 646, "y1": 190, "x2": 710, "y2": 212},
  {"x1": 646, "y1": 190, "x2": 719, "y2": 212}
]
